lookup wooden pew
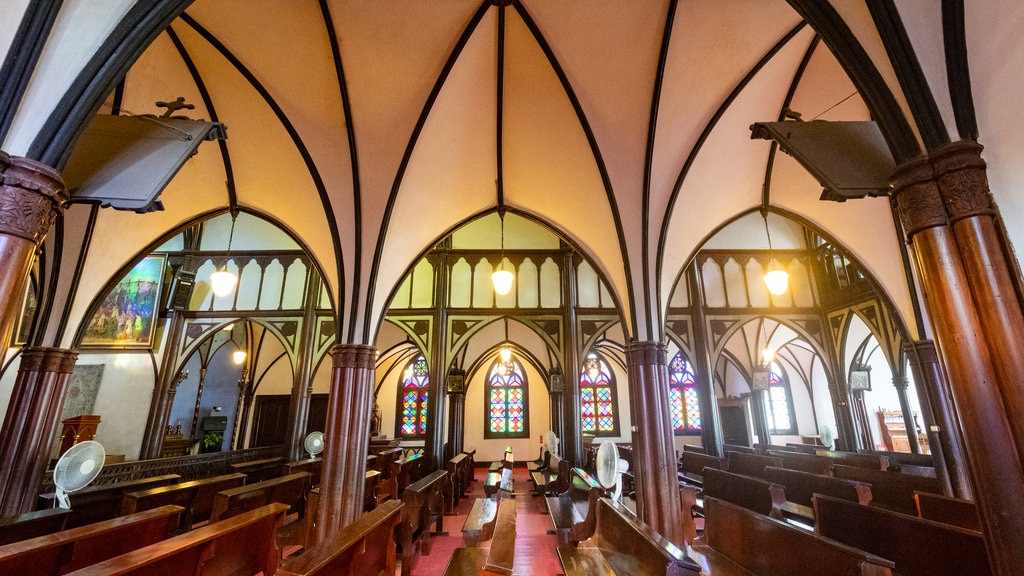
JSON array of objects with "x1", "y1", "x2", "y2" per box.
[
  {"x1": 461, "y1": 497, "x2": 499, "y2": 546},
  {"x1": 762, "y1": 466, "x2": 872, "y2": 525},
  {"x1": 280, "y1": 458, "x2": 323, "y2": 487},
  {"x1": 545, "y1": 468, "x2": 607, "y2": 546},
  {"x1": 444, "y1": 498, "x2": 516, "y2": 576},
  {"x1": 678, "y1": 482, "x2": 699, "y2": 545},
  {"x1": 119, "y1": 472, "x2": 246, "y2": 530},
  {"x1": 377, "y1": 447, "x2": 405, "y2": 477},
  {"x1": 913, "y1": 490, "x2": 981, "y2": 532},
  {"x1": 392, "y1": 453, "x2": 425, "y2": 493},
  {"x1": 530, "y1": 453, "x2": 566, "y2": 512},
  {"x1": 37, "y1": 474, "x2": 181, "y2": 529},
  {"x1": 396, "y1": 469, "x2": 447, "y2": 576},
  {"x1": 857, "y1": 448, "x2": 934, "y2": 469},
  {"x1": 814, "y1": 493, "x2": 990, "y2": 576},
  {"x1": 0, "y1": 508, "x2": 72, "y2": 546},
  {"x1": 815, "y1": 449, "x2": 889, "y2": 471},
  {"x1": 210, "y1": 471, "x2": 313, "y2": 549},
  {"x1": 689, "y1": 497, "x2": 895, "y2": 576},
  {"x1": 230, "y1": 456, "x2": 287, "y2": 483},
  {"x1": 558, "y1": 498, "x2": 702, "y2": 576},
  {"x1": 832, "y1": 464, "x2": 943, "y2": 515},
  {"x1": 484, "y1": 468, "x2": 513, "y2": 499},
  {"x1": 444, "y1": 453, "x2": 469, "y2": 515},
  {"x1": 488, "y1": 448, "x2": 514, "y2": 473},
  {"x1": 528, "y1": 450, "x2": 555, "y2": 489},
  {"x1": 677, "y1": 451, "x2": 725, "y2": 487},
  {"x1": 722, "y1": 443, "x2": 755, "y2": 454},
  {"x1": 682, "y1": 443, "x2": 706, "y2": 454},
  {"x1": 724, "y1": 451, "x2": 781, "y2": 479},
  {"x1": 0, "y1": 505, "x2": 183, "y2": 575},
  {"x1": 276, "y1": 500, "x2": 404, "y2": 576},
  {"x1": 700, "y1": 467, "x2": 786, "y2": 521},
  {"x1": 765, "y1": 449, "x2": 835, "y2": 476},
  {"x1": 63, "y1": 503, "x2": 288, "y2": 576},
  {"x1": 463, "y1": 448, "x2": 478, "y2": 481},
  {"x1": 364, "y1": 469, "x2": 382, "y2": 512}
]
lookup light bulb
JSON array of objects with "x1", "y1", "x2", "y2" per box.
[
  {"x1": 764, "y1": 269, "x2": 789, "y2": 296},
  {"x1": 211, "y1": 268, "x2": 237, "y2": 297},
  {"x1": 233, "y1": 350, "x2": 247, "y2": 364},
  {"x1": 761, "y1": 347, "x2": 775, "y2": 364},
  {"x1": 500, "y1": 347, "x2": 512, "y2": 362},
  {"x1": 492, "y1": 269, "x2": 514, "y2": 295}
]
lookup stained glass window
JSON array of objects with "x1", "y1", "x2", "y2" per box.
[
  {"x1": 580, "y1": 354, "x2": 618, "y2": 436},
  {"x1": 669, "y1": 353, "x2": 702, "y2": 435},
  {"x1": 765, "y1": 365, "x2": 796, "y2": 434},
  {"x1": 485, "y1": 356, "x2": 529, "y2": 439},
  {"x1": 396, "y1": 355, "x2": 429, "y2": 438}
]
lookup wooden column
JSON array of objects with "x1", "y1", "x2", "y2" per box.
[
  {"x1": 285, "y1": 275, "x2": 320, "y2": 462},
  {"x1": 827, "y1": 380, "x2": 858, "y2": 452},
  {"x1": 548, "y1": 368, "x2": 565, "y2": 453},
  {"x1": 904, "y1": 340, "x2": 971, "y2": 499},
  {"x1": 0, "y1": 347, "x2": 78, "y2": 518},
  {"x1": 626, "y1": 341, "x2": 684, "y2": 548},
  {"x1": 425, "y1": 252, "x2": 449, "y2": 471},
  {"x1": 560, "y1": 250, "x2": 583, "y2": 466},
  {"x1": 444, "y1": 369, "x2": 465, "y2": 461},
  {"x1": 686, "y1": 266, "x2": 723, "y2": 456},
  {"x1": 317, "y1": 343, "x2": 375, "y2": 540},
  {"x1": 139, "y1": 310, "x2": 186, "y2": 459},
  {"x1": 0, "y1": 152, "x2": 66, "y2": 351},
  {"x1": 890, "y1": 376, "x2": 921, "y2": 454},
  {"x1": 892, "y1": 152, "x2": 1024, "y2": 574}
]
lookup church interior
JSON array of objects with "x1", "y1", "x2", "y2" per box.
[{"x1": 0, "y1": 1, "x2": 1022, "y2": 575}]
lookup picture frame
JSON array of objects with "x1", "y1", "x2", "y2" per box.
[
  {"x1": 81, "y1": 254, "x2": 167, "y2": 348},
  {"x1": 14, "y1": 280, "x2": 37, "y2": 345},
  {"x1": 752, "y1": 367, "x2": 771, "y2": 390}
]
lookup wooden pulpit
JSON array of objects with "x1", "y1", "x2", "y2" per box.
[{"x1": 58, "y1": 415, "x2": 101, "y2": 457}]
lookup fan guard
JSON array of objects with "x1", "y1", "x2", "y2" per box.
[
  {"x1": 53, "y1": 440, "x2": 105, "y2": 509},
  {"x1": 542, "y1": 431, "x2": 559, "y2": 457},
  {"x1": 304, "y1": 431, "x2": 325, "y2": 459},
  {"x1": 819, "y1": 424, "x2": 837, "y2": 451},
  {"x1": 595, "y1": 440, "x2": 628, "y2": 501}
]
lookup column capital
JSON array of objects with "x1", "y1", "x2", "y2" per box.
[
  {"x1": 891, "y1": 155, "x2": 947, "y2": 240},
  {"x1": 0, "y1": 152, "x2": 67, "y2": 244},
  {"x1": 891, "y1": 376, "x2": 909, "y2": 390},
  {"x1": 330, "y1": 343, "x2": 376, "y2": 370},
  {"x1": 904, "y1": 339, "x2": 939, "y2": 365},
  {"x1": 626, "y1": 340, "x2": 667, "y2": 365},
  {"x1": 932, "y1": 140, "x2": 994, "y2": 223},
  {"x1": 19, "y1": 347, "x2": 78, "y2": 373}
]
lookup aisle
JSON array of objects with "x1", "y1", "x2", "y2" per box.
[{"x1": 397, "y1": 465, "x2": 562, "y2": 576}]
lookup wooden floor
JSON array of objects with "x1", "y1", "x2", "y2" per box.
[{"x1": 396, "y1": 465, "x2": 562, "y2": 576}]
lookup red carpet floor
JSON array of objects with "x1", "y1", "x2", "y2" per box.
[{"x1": 396, "y1": 465, "x2": 562, "y2": 576}]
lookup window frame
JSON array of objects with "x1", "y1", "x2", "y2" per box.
[
  {"x1": 669, "y1": 352, "x2": 702, "y2": 436},
  {"x1": 764, "y1": 364, "x2": 797, "y2": 435},
  {"x1": 394, "y1": 355, "x2": 430, "y2": 439},
  {"x1": 579, "y1": 353, "x2": 620, "y2": 437},
  {"x1": 484, "y1": 357, "x2": 530, "y2": 440}
]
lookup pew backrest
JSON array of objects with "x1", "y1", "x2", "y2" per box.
[
  {"x1": 702, "y1": 467, "x2": 785, "y2": 520},
  {"x1": 762, "y1": 466, "x2": 872, "y2": 508},
  {"x1": 38, "y1": 474, "x2": 182, "y2": 529},
  {"x1": 277, "y1": 500, "x2": 404, "y2": 576},
  {"x1": 229, "y1": 456, "x2": 287, "y2": 483},
  {"x1": 765, "y1": 450, "x2": 835, "y2": 476},
  {"x1": 120, "y1": 472, "x2": 246, "y2": 530},
  {"x1": 210, "y1": 471, "x2": 313, "y2": 523},
  {"x1": 0, "y1": 508, "x2": 72, "y2": 546},
  {"x1": 832, "y1": 464, "x2": 942, "y2": 515},
  {"x1": 815, "y1": 450, "x2": 888, "y2": 471},
  {"x1": 814, "y1": 493, "x2": 989, "y2": 576},
  {"x1": 678, "y1": 452, "x2": 725, "y2": 485},
  {"x1": 0, "y1": 505, "x2": 183, "y2": 575},
  {"x1": 587, "y1": 498, "x2": 702, "y2": 576},
  {"x1": 63, "y1": 503, "x2": 288, "y2": 576},
  {"x1": 280, "y1": 458, "x2": 323, "y2": 487},
  {"x1": 724, "y1": 451, "x2": 781, "y2": 479},
  {"x1": 913, "y1": 490, "x2": 981, "y2": 532},
  {"x1": 699, "y1": 497, "x2": 894, "y2": 576}
]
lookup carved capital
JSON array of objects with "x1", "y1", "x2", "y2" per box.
[
  {"x1": 626, "y1": 340, "x2": 667, "y2": 366},
  {"x1": 931, "y1": 141, "x2": 995, "y2": 223},
  {"x1": 330, "y1": 343, "x2": 376, "y2": 370},
  {"x1": 0, "y1": 152, "x2": 67, "y2": 244},
  {"x1": 19, "y1": 346, "x2": 78, "y2": 374},
  {"x1": 904, "y1": 339, "x2": 939, "y2": 365},
  {"x1": 891, "y1": 155, "x2": 946, "y2": 240}
]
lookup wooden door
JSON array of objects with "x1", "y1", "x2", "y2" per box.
[{"x1": 251, "y1": 394, "x2": 330, "y2": 448}]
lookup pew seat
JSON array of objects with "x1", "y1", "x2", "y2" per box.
[
  {"x1": 484, "y1": 468, "x2": 514, "y2": 499},
  {"x1": 461, "y1": 497, "x2": 498, "y2": 546},
  {"x1": 444, "y1": 498, "x2": 516, "y2": 576},
  {"x1": 546, "y1": 468, "x2": 606, "y2": 546}
]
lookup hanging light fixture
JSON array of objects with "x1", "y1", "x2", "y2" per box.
[
  {"x1": 211, "y1": 212, "x2": 238, "y2": 297},
  {"x1": 761, "y1": 210, "x2": 789, "y2": 296},
  {"x1": 232, "y1": 350, "x2": 247, "y2": 364},
  {"x1": 491, "y1": 210, "x2": 514, "y2": 296},
  {"x1": 499, "y1": 317, "x2": 513, "y2": 363}
]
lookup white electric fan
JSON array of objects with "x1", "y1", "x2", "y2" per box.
[
  {"x1": 819, "y1": 424, "x2": 837, "y2": 451},
  {"x1": 595, "y1": 440, "x2": 629, "y2": 502},
  {"x1": 304, "y1": 431, "x2": 325, "y2": 460},
  {"x1": 53, "y1": 440, "x2": 105, "y2": 509},
  {"x1": 543, "y1": 430, "x2": 560, "y2": 458}
]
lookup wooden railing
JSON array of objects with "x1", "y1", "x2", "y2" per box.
[{"x1": 39, "y1": 446, "x2": 286, "y2": 495}]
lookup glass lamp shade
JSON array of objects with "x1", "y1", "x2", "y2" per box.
[
  {"x1": 492, "y1": 269, "x2": 514, "y2": 296},
  {"x1": 763, "y1": 269, "x2": 789, "y2": 296},
  {"x1": 499, "y1": 347, "x2": 512, "y2": 362},
  {"x1": 210, "y1": 268, "x2": 237, "y2": 297},
  {"x1": 760, "y1": 347, "x2": 775, "y2": 364},
  {"x1": 232, "y1": 350, "x2": 247, "y2": 364}
]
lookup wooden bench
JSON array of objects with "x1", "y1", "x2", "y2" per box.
[
  {"x1": 210, "y1": 471, "x2": 313, "y2": 548},
  {"x1": 689, "y1": 496, "x2": 895, "y2": 576},
  {"x1": 277, "y1": 500, "x2": 404, "y2": 576},
  {"x1": 857, "y1": 448, "x2": 934, "y2": 470},
  {"x1": 484, "y1": 468, "x2": 513, "y2": 499},
  {"x1": 230, "y1": 456, "x2": 287, "y2": 483},
  {"x1": 397, "y1": 469, "x2": 447, "y2": 576},
  {"x1": 461, "y1": 497, "x2": 499, "y2": 546},
  {"x1": 815, "y1": 493, "x2": 989, "y2": 576},
  {"x1": 762, "y1": 466, "x2": 872, "y2": 526},
  {"x1": 393, "y1": 453, "x2": 425, "y2": 493},
  {"x1": 678, "y1": 482, "x2": 699, "y2": 545},
  {"x1": 0, "y1": 508, "x2": 72, "y2": 546},
  {"x1": 677, "y1": 451, "x2": 725, "y2": 487},
  {"x1": 558, "y1": 498, "x2": 702, "y2": 576},
  {"x1": 280, "y1": 458, "x2": 323, "y2": 487},
  {"x1": 444, "y1": 497, "x2": 516, "y2": 576},
  {"x1": 765, "y1": 449, "x2": 835, "y2": 476},
  {"x1": 37, "y1": 474, "x2": 181, "y2": 529},
  {"x1": 724, "y1": 451, "x2": 782, "y2": 479},
  {"x1": 444, "y1": 453, "x2": 469, "y2": 515},
  {"x1": 377, "y1": 447, "x2": 406, "y2": 477},
  {"x1": 699, "y1": 467, "x2": 786, "y2": 521},
  {"x1": 913, "y1": 490, "x2": 981, "y2": 532},
  {"x1": 546, "y1": 468, "x2": 607, "y2": 546},
  {"x1": 816, "y1": 449, "x2": 889, "y2": 471},
  {"x1": 63, "y1": 503, "x2": 288, "y2": 576},
  {"x1": 364, "y1": 469, "x2": 382, "y2": 512},
  {"x1": 488, "y1": 448, "x2": 514, "y2": 473},
  {"x1": 119, "y1": 472, "x2": 246, "y2": 530},
  {"x1": 755, "y1": 442, "x2": 815, "y2": 454},
  {"x1": 832, "y1": 464, "x2": 943, "y2": 515},
  {"x1": 0, "y1": 505, "x2": 183, "y2": 575},
  {"x1": 722, "y1": 443, "x2": 756, "y2": 454}
]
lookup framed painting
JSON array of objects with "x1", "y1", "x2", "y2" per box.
[{"x1": 82, "y1": 255, "x2": 167, "y2": 348}]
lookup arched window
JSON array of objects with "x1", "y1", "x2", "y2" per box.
[
  {"x1": 580, "y1": 354, "x2": 618, "y2": 436},
  {"x1": 396, "y1": 355, "x2": 429, "y2": 438},
  {"x1": 669, "y1": 353, "x2": 702, "y2": 435},
  {"x1": 485, "y1": 356, "x2": 529, "y2": 439},
  {"x1": 765, "y1": 365, "x2": 796, "y2": 434}
]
